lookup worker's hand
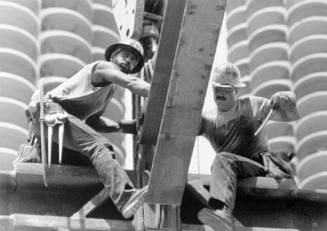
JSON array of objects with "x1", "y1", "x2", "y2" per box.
[
  {"x1": 118, "y1": 119, "x2": 137, "y2": 134},
  {"x1": 270, "y1": 91, "x2": 297, "y2": 111},
  {"x1": 44, "y1": 100, "x2": 68, "y2": 126}
]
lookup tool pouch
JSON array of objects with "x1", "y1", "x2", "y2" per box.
[{"x1": 261, "y1": 151, "x2": 294, "y2": 179}]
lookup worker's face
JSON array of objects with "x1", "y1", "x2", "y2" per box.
[
  {"x1": 212, "y1": 85, "x2": 238, "y2": 112},
  {"x1": 111, "y1": 49, "x2": 139, "y2": 74}
]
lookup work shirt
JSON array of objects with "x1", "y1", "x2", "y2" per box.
[
  {"x1": 199, "y1": 95, "x2": 296, "y2": 160},
  {"x1": 29, "y1": 62, "x2": 116, "y2": 121}
]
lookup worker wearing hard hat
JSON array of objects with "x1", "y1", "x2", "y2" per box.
[
  {"x1": 197, "y1": 63, "x2": 299, "y2": 231},
  {"x1": 25, "y1": 38, "x2": 150, "y2": 219}
]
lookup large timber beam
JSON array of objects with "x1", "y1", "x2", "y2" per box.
[
  {"x1": 139, "y1": 0, "x2": 188, "y2": 145},
  {"x1": 146, "y1": 0, "x2": 226, "y2": 205}
]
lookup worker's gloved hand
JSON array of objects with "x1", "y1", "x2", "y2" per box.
[
  {"x1": 118, "y1": 119, "x2": 137, "y2": 134},
  {"x1": 270, "y1": 91, "x2": 297, "y2": 111},
  {"x1": 44, "y1": 99, "x2": 68, "y2": 126}
]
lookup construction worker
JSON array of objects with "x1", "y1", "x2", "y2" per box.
[
  {"x1": 196, "y1": 63, "x2": 299, "y2": 231},
  {"x1": 25, "y1": 38, "x2": 150, "y2": 219}
]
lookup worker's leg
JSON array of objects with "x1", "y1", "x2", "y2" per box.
[
  {"x1": 198, "y1": 152, "x2": 266, "y2": 230},
  {"x1": 64, "y1": 115, "x2": 146, "y2": 216},
  {"x1": 210, "y1": 152, "x2": 266, "y2": 210},
  {"x1": 31, "y1": 113, "x2": 146, "y2": 218}
]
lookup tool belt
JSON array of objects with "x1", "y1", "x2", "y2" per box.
[{"x1": 260, "y1": 151, "x2": 295, "y2": 179}]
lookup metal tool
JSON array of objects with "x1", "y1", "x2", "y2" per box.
[
  {"x1": 254, "y1": 108, "x2": 274, "y2": 136},
  {"x1": 58, "y1": 122, "x2": 65, "y2": 164},
  {"x1": 39, "y1": 78, "x2": 48, "y2": 187},
  {"x1": 45, "y1": 113, "x2": 56, "y2": 168}
]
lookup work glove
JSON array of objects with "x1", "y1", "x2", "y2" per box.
[{"x1": 270, "y1": 91, "x2": 297, "y2": 111}]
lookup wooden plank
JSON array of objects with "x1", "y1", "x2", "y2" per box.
[
  {"x1": 139, "y1": 0, "x2": 188, "y2": 144},
  {"x1": 13, "y1": 163, "x2": 136, "y2": 193},
  {"x1": 0, "y1": 214, "x2": 300, "y2": 231},
  {"x1": 1, "y1": 214, "x2": 134, "y2": 231},
  {"x1": 146, "y1": 0, "x2": 226, "y2": 205}
]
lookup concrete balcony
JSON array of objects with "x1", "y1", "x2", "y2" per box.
[
  {"x1": 290, "y1": 35, "x2": 327, "y2": 63},
  {"x1": 92, "y1": 3, "x2": 118, "y2": 32},
  {"x1": 0, "y1": 25, "x2": 38, "y2": 61},
  {"x1": 297, "y1": 92, "x2": 327, "y2": 118},
  {"x1": 226, "y1": 5, "x2": 246, "y2": 30},
  {"x1": 0, "y1": 48, "x2": 37, "y2": 85},
  {"x1": 92, "y1": 25, "x2": 120, "y2": 48},
  {"x1": 0, "y1": 147, "x2": 17, "y2": 171},
  {"x1": 252, "y1": 79, "x2": 291, "y2": 99},
  {"x1": 40, "y1": 30, "x2": 92, "y2": 63},
  {"x1": 0, "y1": 73, "x2": 35, "y2": 104},
  {"x1": 246, "y1": 0, "x2": 284, "y2": 18},
  {"x1": 41, "y1": 76, "x2": 66, "y2": 93},
  {"x1": 248, "y1": 25, "x2": 287, "y2": 51},
  {"x1": 42, "y1": 0, "x2": 93, "y2": 22},
  {"x1": 249, "y1": 43, "x2": 288, "y2": 71},
  {"x1": 250, "y1": 61, "x2": 290, "y2": 91},
  {"x1": 268, "y1": 136, "x2": 295, "y2": 153},
  {"x1": 228, "y1": 40, "x2": 249, "y2": 63},
  {"x1": 0, "y1": 123, "x2": 27, "y2": 151},
  {"x1": 293, "y1": 72, "x2": 327, "y2": 101},
  {"x1": 39, "y1": 53, "x2": 85, "y2": 78},
  {"x1": 288, "y1": 17, "x2": 327, "y2": 45},
  {"x1": 297, "y1": 151, "x2": 327, "y2": 187},
  {"x1": 0, "y1": 2, "x2": 38, "y2": 37},
  {"x1": 227, "y1": 23, "x2": 247, "y2": 48},
  {"x1": 0, "y1": 98, "x2": 28, "y2": 129},
  {"x1": 265, "y1": 121, "x2": 294, "y2": 140},
  {"x1": 287, "y1": 0, "x2": 327, "y2": 27},
  {"x1": 291, "y1": 53, "x2": 327, "y2": 83},
  {"x1": 1, "y1": 0, "x2": 40, "y2": 14},
  {"x1": 40, "y1": 8, "x2": 92, "y2": 42},
  {"x1": 247, "y1": 7, "x2": 286, "y2": 37},
  {"x1": 226, "y1": 0, "x2": 245, "y2": 13},
  {"x1": 296, "y1": 131, "x2": 327, "y2": 161}
]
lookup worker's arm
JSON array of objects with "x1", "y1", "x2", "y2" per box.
[
  {"x1": 270, "y1": 91, "x2": 300, "y2": 122},
  {"x1": 92, "y1": 61, "x2": 150, "y2": 97}
]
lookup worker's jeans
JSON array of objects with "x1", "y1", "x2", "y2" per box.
[
  {"x1": 210, "y1": 152, "x2": 266, "y2": 210},
  {"x1": 32, "y1": 113, "x2": 136, "y2": 211}
]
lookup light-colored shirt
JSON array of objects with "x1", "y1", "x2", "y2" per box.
[
  {"x1": 199, "y1": 95, "x2": 296, "y2": 159},
  {"x1": 29, "y1": 62, "x2": 116, "y2": 121}
]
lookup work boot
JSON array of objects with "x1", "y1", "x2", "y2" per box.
[
  {"x1": 121, "y1": 186, "x2": 148, "y2": 218},
  {"x1": 198, "y1": 207, "x2": 234, "y2": 231}
]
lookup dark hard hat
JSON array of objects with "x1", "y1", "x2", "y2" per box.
[{"x1": 105, "y1": 38, "x2": 145, "y2": 74}]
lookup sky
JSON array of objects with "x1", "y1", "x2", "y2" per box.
[{"x1": 124, "y1": 14, "x2": 228, "y2": 174}]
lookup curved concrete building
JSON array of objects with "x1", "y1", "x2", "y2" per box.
[
  {"x1": 0, "y1": 0, "x2": 127, "y2": 170},
  {"x1": 226, "y1": 0, "x2": 327, "y2": 190}
]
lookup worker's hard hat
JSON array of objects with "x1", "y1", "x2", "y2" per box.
[
  {"x1": 211, "y1": 63, "x2": 246, "y2": 88},
  {"x1": 105, "y1": 38, "x2": 145, "y2": 73},
  {"x1": 140, "y1": 24, "x2": 160, "y2": 40}
]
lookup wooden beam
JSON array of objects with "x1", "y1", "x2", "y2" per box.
[
  {"x1": 146, "y1": 0, "x2": 226, "y2": 205},
  {"x1": 12, "y1": 163, "x2": 136, "y2": 193},
  {"x1": 139, "y1": 0, "x2": 188, "y2": 144},
  {"x1": 0, "y1": 214, "x2": 300, "y2": 231}
]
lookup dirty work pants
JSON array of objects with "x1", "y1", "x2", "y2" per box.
[
  {"x1": 210, "y1": 152, "x2": 266, "y2": 210},
  {"x1": 33, "y1": 113, "x2": 135, "y2": 211}
]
